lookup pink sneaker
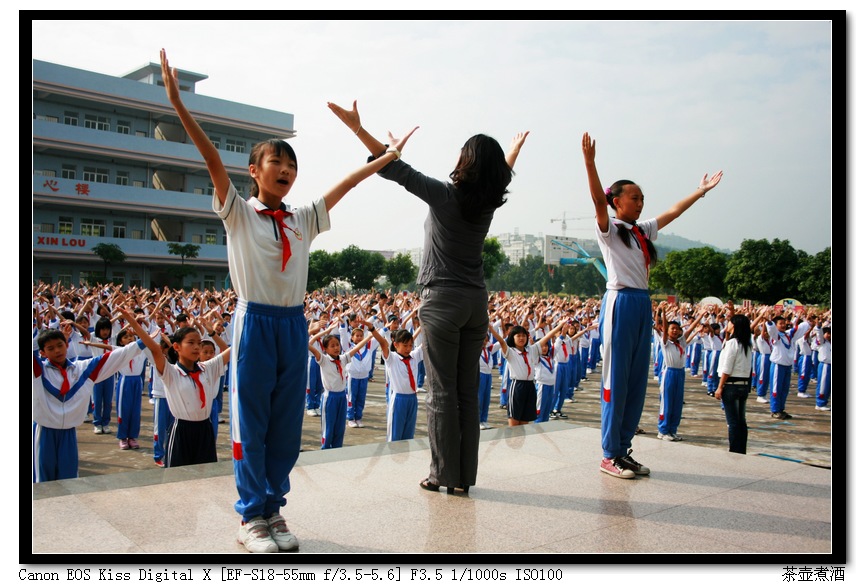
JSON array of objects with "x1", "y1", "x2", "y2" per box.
[
  {"x1": 128, "y1": 438, "x2": 140, "y2": 449},
  {"x1": 599, "y1": 457, "x2": 635, "y2": 479},
  {"x1": 119, "y1": 439, "x2": 130, "y2": 450}
]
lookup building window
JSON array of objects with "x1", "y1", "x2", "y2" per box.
[
  {"x1": 193, "y1": 187, "x2": 204, "y2": 195},
  {"x1": 80, "y1": 218, "x2": 106, "y2": 237},
  {"x1": 36, "y1": 114, "x2": 59, "y2": 123},
  {"x1": 35, "y1": 223, "x2": 55, "y2": 233},
  {"x1": 34, "y1": 169, "x2": 56, "y2": 177},
  {"x1": 78, "y1": 271, "x2": 96, "y2": 286},
  {"x1": 129, "y1": 275, "x2": 142, "y2": 288},
  {"x1": 111, "y1": 272, "x2": 125, "y2": 286},
  {"x1": 83, "y1": 166, "x2": 109, "y2": 183},
  {"x1": 203, "y1": 275, "x2": 215, "y2": 289},
  {"x1": 130, "y1": 229, "x2": 144, "y2": 240},
  {"x1": 191, "y1": 234, "x2": 203, "y2": 244},
  {"x1": 63, "y1": 112, "x2": 78, "y2": 126},
  {"x1": 58, "y1": 217, "x2": 73, "y2": 235},
  {"x1": 135, "y1": 130, "x2": 147, "y2": 138},
  {"x1": 222, "y1": 231, "x2": 227, "y2": 245},
  {"x1": 61, "y1": 165, "x2": 76, "y2": 180},
  {"x1": 210, "y1": 136, "x2": 221, "y2": 149},
  {"x1": 206, "y1": 183, "x2": 215, "y2": 196},
  {"x1": 117, "y1": 121, "x2": 131, "y2": 135},
  {"x1": 205, "y1": 228, "x2": 217, "y2": 245},
  {"x1": 57, "y1": 272, "x2": 72, "y2": 286},
  {"x1": 84, "y1": 114, "x2": 110, "y2": 131},
  {"x1": 116, "y1": 171, "x2": 129, "y2": 186},
  {"x1": 113, "y1": 221, "x2": 127, "y2": 239},
  {"x1": 225, "y1": 139, "x2": 245, "y2": 153},
  {"x1": 132, "y1": 180, "x2": 145, "y2": 188}
]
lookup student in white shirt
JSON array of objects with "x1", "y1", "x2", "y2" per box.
[{"x1": 715, "y1": 314, "x2": 755, "y2": 454}]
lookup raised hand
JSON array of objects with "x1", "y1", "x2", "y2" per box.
[{"x1": 327, "y1": 100, "x2": 362, "y2": 134}]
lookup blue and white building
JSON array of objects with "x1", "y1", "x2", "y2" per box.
[{"x1": 32, "y1": 58, "x2": 296, "y2": 289}]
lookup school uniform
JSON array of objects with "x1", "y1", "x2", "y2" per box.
[
  {"x1": 689, "y1": 332, "x2": 704, "y2": 377},
  {"x1": 216, "y1": 180, "x2": 329, "y2": 522},
  {"x1": 754, "y1": 333, "x2": 773, "y2": 398},
  {"x1": 796, "y1": 336, "x2": 814, "y2": 395},
  {"x1": 32, "y1": 337, "x2": 147, "y2": 482},
  {"x1": 149, "y1": 355, "x2": 174, "y2": 466},
  {"x1": 346, "y1": 338, "x2": 378, "y2": 424},
  {"x1": 766, "y1": 319, "x2": 811, "y2": 415},
  {"x1": 534, "y1": 351, "x2": 557, "y2": 423},
  {"x1": 551, "y1": 336, "x2": 572, "y2": 414},
  {"x1": 814, "y1": 328, "x2": 831, "y2": 409},
  {"x1": 306, "y1": 339, "x2": 325, "y2": 414},
  {"x1": 477, "y1": 339, "x2": 495, "y2": 425},
  {"x1": 115, "y1": 348, "x2": 148, "y2": 442},
  {"x1": 657, "y1": 336, "x2": 687, "y2": 438},
  {"x1": 565, "y1": 334, "x2": 580, "y2": 397},
  {"x1": 596, "y1": 217, "x2": 656, "y2": 460},
  {"x1": 316, "y1": 352, "x2": 349, "y2": 449},
  {"x1": 705, "y1": 334, "x2": 723, "y2": 395},
  {"x1": 385, "y1": 347, "x2": 424, "y2": 442},
  {"x1": 89, "y1": 342, "x2": 117, "y2": 430},
  {"x1": 158, "y1": 354, "x2": 226, "y2": 467},
  {"x1": 578, "y1": 328, "x2": 592, "y2": 380},
  {"x1": 504, "y1": 343, "x2": 541, "y2": 423}
]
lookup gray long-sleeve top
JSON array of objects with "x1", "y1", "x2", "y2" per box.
[{"x1": 378, "y1": 160, "x2": 494, "y2": 289}]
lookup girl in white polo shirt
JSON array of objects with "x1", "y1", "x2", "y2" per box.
[{"x1": 581, "y1": 131, "x2": 722, "y2": 479}]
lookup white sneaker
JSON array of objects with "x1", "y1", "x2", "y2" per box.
[
  {"x1": 101, "y1": 425, "x2": 112, "y2": 434},
  {"x1": 347, "y1": 420, "x2": 358, "y2": 428},
  {"x1": 266, "y1": 514, "x2": 299, "y2": 551},
  {"x1": 756, "y1": 396, "x2": 769, "y2": 404},
  {"x1": 671, "y1": 434, "x2": 683, "y2": 442},
  {"x1": 306, "y1": 409, "x2": 317, "y2": 416},
  {"x1": 356, "y1": 420, "x2": 364, "y2": 428},
  {"x1": 238, "y1": 517, "x2": 278, "y2": 553},
  {"x1": 148, "y1": 398, "x2": 155, "y2": 405},
  {"x1": 815, "y1": 405, "x2": 831, "y2": 411},
  {"x1": 657, "y1": 432, "x2": 675, "y2": 441},
  {"x1": 314, "y1": 408, "x2": 321, "y2": 416},
  {"x1": 564, "y1": 398, "x2": 575, "y2": 403},
  {"x1": 93, "y1": 425, "x2": 103, "y2": 435},
  {"x1": 797, "y1": 392, "x2": 811, "y2": 398}
]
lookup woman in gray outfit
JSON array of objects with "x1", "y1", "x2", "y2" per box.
[{"x1": 328, "y1": 100, "x2": 528, "y2": 493}]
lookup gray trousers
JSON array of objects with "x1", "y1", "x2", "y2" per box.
[{"x1": 419, "y1": 285, "x2": 489, "y2": 488}]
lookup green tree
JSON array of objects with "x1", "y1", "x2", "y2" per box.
[
  {"x1": 384, "y1": 253, "x2": 418, "y2": 290},
  {"x1": 91, "y1": 243, "x2": 127, "y2": 281},
  {"x1": 561, "y1": 263, "x2": 607, "y2": 297},
  {"x1": 307, "y1": 249, "x2": 337, "y2": 292},
  {"x1": 335, "y1": 245, "x2": 386, "y2": 291},
  {"x1": 482, "y1": 237, "x2": 507, "y2": 280},
  {"x1": 166, "y1": 243, "x2": 200, "y2": 287},
  {"x1": 651, "y1": 247, "x2": 729, "y2": 302},
  {"x1": 794, "y1": 247, "x2": 832, "y2": 306},
  {"x1": 724, "y1": 238, "x2": 802, "y2": 304}
]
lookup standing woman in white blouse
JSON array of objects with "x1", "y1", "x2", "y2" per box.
[{"x1": 715, "y1": 314, "x2": 754, "y2": 454}]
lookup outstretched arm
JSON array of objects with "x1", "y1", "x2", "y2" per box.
[
  {"x1": 581, "y1": 132, "x2": 609, "y2": 233},
  {"x1": 321, "y1": 126, "x2": 419, "y2": 212},
  {"x1": 327, "y1": 100, "x2": 387, "y2": 156},
  {"x1": 505, "y1": 131, "x2": 530, "y2": 169},
  {"x1": 655, "y1": 171, "x2": 723, "y2": 230},
  {"x1": 160, "y1": 49, "x2": 230, "y2": 206}
]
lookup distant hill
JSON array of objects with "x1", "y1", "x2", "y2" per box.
[{"x1": 655, "y1": 232, "x2": 730, "y2": 259}]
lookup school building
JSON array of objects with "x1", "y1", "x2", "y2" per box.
[{"x1": 32, "y1": 58, "x2": 296, "y2": 290}]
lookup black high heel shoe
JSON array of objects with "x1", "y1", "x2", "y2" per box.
[{"x1": 419, "y1": 478, "x2": 441, "y2": 492}]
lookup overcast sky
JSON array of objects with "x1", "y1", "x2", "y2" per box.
[{"x1": 31, "y1": 19, "x2": 833, "y2": 257}]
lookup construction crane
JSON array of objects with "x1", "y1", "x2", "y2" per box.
[{"x1": 550, "y1": 212, "x2": 593, "y2": 237}]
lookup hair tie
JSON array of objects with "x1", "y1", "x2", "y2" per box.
[{"x1": 604, "y1": 188, "x2": 612, "y2": 195}]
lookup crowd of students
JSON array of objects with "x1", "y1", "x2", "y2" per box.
[{"x1": 33, "y1": 282, "x2": 832, "y2": 477}]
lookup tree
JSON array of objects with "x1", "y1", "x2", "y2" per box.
[
  {"x1": 650, "y1": 247, "x2": 729, "y2": 302},
  {"x1": 335, "y1": 245, "x2": 386, "y2": 291},
  {"x1": 794, "y1": 247, "x2": 832, "y2": 306},
  {"x1": 724, "y1": 238, "x2": 802, "y2": 304},
  {"x1": 91, "y1": 243, "x2": 127, "y2": 281},
  {"x1": 482, "y1": 237, "x2": 507, "y2": 280},
  {"x1": 561, "y1": 263, "x2": 607, "y2": 297},
  {"x1": 307, "y1": 249, "x2": 337, "y2": 292},
  {"x1": 384, "y1": 253, "x2": 418, "y2": 290},
  {"x1": 166, "y1": 243, "x2": 200, "y2": 287}
]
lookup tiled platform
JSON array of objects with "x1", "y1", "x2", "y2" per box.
[{"x1": 30, "y1": 421, "x2": 834, "y2": 559}]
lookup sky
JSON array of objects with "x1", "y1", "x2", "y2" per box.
[
  {"x1": 29, "y1": 18, "x2": 834, "y2": 257},
  {"x1": 22, "y1": 11, "x2": 852, "y2": 579}
]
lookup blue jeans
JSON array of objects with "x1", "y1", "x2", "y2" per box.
[{"x1": 721, "y1": 384, "x2": 748, "y2": 454}]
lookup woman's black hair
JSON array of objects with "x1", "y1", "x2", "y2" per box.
[
  {"x1": 606, "y1": 179, "x2": 658, "y2": 266},
  {"x1": 115, "y1": 329, "x2": 133, "y2": 346},
  {"x1": 167, "y1": 326, "x2": 199, "y2": 365},
  {"x1": 506, "y1": 325, "x2": 529, "y2": 349},
  {"x1": 390, "y1": 329, "x2": 414, "y2": 353},
  {"x1": 248, "y1": 139, "x2": 298, "y2": 199},
  {"x1": 449, "y1": 134, "x2": 513, "y2": 223},
  {"x1": 729, "y1": 314, "x2": 753, "y2": 350}
]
